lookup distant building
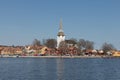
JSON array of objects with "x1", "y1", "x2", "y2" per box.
[{"x1": 57, "y1": 20, "x2": 65, "y2": 48}]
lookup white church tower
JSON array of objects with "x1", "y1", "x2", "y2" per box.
[{"x1": 57, "y1": 20, "x2": 65, "y2": 48}]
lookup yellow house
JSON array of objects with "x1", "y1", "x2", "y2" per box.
[{"x1": 112, "y1": 50, "x2": 120, "y2": 57}]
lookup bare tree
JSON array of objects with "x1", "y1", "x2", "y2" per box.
[
  {"x1": 44, "y1": 39, "x2": 57, "y2": 48},
  {"x1": 78, "y1": 39, "x2": 94, "y2": 50},
  {"x1": 77, "y1": 39, "x2": 86, "y2": 50},
  {"x1": 101, "y1": 42, "x2": 116, "y2": 52},
  {"x1": 85, "y1": 40, "x2": 94, "y2": 50},
  {"x1": 42, "y1": 39, "x2": 46, "y2": 46},
  {"x1": 32, "y1": 39, "x2": 41, "y2": 46}
]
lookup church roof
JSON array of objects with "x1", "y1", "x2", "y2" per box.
[{"x1": 57, "y1": 32, "x2": 65, "y2": 36}]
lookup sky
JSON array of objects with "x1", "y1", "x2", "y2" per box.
[{"x1": 0, "y1": 0, "x2": 120, "y2": 49}]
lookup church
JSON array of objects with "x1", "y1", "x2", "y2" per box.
[{"x1": 56, "y1": 20, "x2": 78, "y2": 48}]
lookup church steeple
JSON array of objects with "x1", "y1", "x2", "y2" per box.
[
  {"x1": 57, "y1": 20, "x2": 65, "y2": 36},
  {"x1": 57, "y1": 19, "x2": 65, "y2": 48},
  {"x1": 59, "y1": 20, "x2": 63, "y2": 31}
]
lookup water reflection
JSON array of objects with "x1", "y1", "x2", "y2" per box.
[{"x1": 56, "y1": 58, "x2": 64, "y2": 80}]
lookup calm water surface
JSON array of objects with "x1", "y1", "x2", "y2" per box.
[{"x1": 0, "y1": 58, "x2": 120, "y2": 80}]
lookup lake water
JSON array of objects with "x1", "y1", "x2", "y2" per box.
[{"x1": 0, "y1": 57, "x2": 120, "y2": 80}]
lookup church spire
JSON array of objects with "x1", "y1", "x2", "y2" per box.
[
  {"x1": 57, "y1": 19, "x2": 66, "y2": 48},
  {"x1": 59, "y1": 19, "x2": 63, "y2": 30},
  {"x1": 57, "y1": 19, "x2": 65, "y2": 36}
]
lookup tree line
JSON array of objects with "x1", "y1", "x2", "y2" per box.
[{"x1": 32, "y1": 38, "x2": 116, "y2": 52}]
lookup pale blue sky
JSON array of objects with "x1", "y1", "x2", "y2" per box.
[{"x1": 0, "y1": 0, "x2": 120, "y2": 49}]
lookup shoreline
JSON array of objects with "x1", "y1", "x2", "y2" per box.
[{"x1": 0, "y1": 55, "x2": 119, "y2": 58}]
